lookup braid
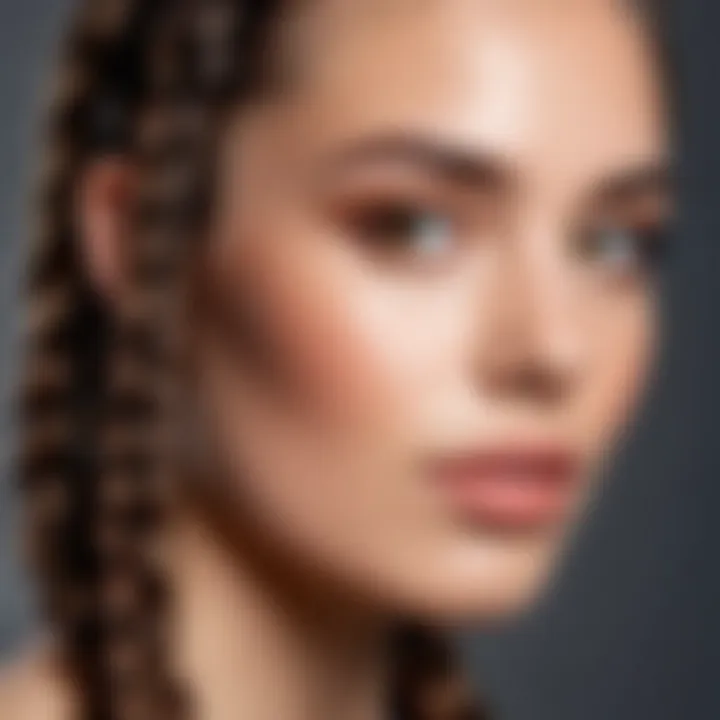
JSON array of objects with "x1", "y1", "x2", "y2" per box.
[
  {"x1": 95, "y1": 2, "x2": 241, "y2": 717},
  {"x1": 20, "y1": 2, "x2": 490, "y2": 719},
  {"x1": 392, "y1": 626, "x2": 489, "y2": 720},
  {"x1": 21, "y1": 2, "x2": 150, "y2": 718}
]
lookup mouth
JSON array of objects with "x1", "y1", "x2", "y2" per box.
[{"x1": 429, "y1": 442, "x2": 581, "y2": 532}]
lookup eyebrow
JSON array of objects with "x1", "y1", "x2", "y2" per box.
[
  {"x1": 595, "y1": 160, "x2": 674, "y2": 205},
  {"x1": 318, "y1": 132, "x2": 674, "y2": 210},
  {"x1": 320, "y1": 132, "x2": 513, "y2": 190}
]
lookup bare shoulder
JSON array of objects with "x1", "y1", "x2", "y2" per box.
[{"x1": 0, "y1": 641, "x2": 76, "y2": 720}]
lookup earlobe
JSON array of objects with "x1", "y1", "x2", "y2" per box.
[{"x1": 75, "y1": 157, "x2": 137, "y2": 307}]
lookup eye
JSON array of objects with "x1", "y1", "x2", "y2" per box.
[
  {"x1": 347, "y1": 202, "x2": 457, "y2": 261},
  {"x1": 575, "y1": 221, "x2": 668, "y2": 280}
]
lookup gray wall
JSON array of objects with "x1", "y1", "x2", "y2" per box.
[
  {"x1": 0, "y1": 0, "x2": 75, "y2": 655},
  {"x1": 0, "y1": 2, "x2": 718, "y2": 719}
]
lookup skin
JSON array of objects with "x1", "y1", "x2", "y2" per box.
[
  {"x1": 191, "y1": 0, "x2": 669, "y2": 616},
  {"x1": 0, "y1": 1, "x2": 671, "y2": 718}
]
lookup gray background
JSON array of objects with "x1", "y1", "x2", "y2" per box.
[{"x1": 0, "y1": 2, "x2": 718, "y2": 719}]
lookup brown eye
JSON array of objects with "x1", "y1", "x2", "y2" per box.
[{"x1": 349, "y1": 203, "x2": 457, "y2": 260}]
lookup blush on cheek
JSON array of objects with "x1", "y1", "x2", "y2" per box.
[
  {"x1": 203, "y1": 231, "x2": 396, "y2": 434},
  {"x1": 205, "y1": 215, "x2": 467, "y2": 438}
]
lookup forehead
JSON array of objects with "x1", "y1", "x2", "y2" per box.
[{"x1": 260, "y1": 0, "x2": 668, "y2": 184}]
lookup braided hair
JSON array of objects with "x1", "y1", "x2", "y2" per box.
[{"x1": 20, "y1": 1, "x2": 490, "y2": 719}]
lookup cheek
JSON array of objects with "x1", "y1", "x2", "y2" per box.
[
  {"x1": 209, "y1": 213, "x2": 469, "y2": 440},
  {"x1": 191, "y1": 213, "x2": 476, "y2": 608},
  {"x1": 580, "y1": 292, "x2": 658, "y2": 456}
]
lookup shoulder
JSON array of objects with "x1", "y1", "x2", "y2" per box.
[{"x1": 0, "y1": 640, "x2": 76, "y2": 720}]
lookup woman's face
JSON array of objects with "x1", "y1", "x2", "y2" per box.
[{"x1": 191, "y1": 0, "x2": 671, "y2": 619}]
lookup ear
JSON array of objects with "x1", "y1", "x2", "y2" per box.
[{"x1": 76, "y1": 157, "x2": 138, "y2": 307}]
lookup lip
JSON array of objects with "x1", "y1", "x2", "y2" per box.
[{"x1": 429, "y1": 443, "x2": 580, "y2": 531}]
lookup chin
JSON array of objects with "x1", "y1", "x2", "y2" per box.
[{"x1": 384, "y1": 532, "x2": 564, "y2": 624}]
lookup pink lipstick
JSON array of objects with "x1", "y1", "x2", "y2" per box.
[{"x1": 431, "y1": 444, "x2": 579, "y2": 530}]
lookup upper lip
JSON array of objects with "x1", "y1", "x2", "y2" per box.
[{"x1": 430, "y1": 442, "x2": 580, "y2": 481}]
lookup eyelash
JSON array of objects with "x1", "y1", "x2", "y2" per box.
[
  {"x1": 574, "y1": 221, "x2": 669, "y2": 280},
  {"x1": 339, "y1": 197, "x2": 671, "y2": 280},
  {"x1": 343, "y1": 200, "x2": 461, "y2": 260}
]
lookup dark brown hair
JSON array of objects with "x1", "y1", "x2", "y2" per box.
[{"x1": 20, "y1": 1, "x2": 490, "y2": 719}]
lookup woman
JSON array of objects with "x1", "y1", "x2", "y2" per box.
[{"x1": 0, "y1": 0, "x2": 673, "y2": 718}]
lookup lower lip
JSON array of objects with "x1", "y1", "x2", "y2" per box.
[{"x1": 433, "y1": 462, "x2": 577, "y2": 530}]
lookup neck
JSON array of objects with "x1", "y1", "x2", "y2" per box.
[{"x1": 166, "y1": 496, "x2": 394, "y2": 720}]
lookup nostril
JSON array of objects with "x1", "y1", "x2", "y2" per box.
[
  {"x1": 486, "y1": 357, "x2": 573, "y2": 404},
  {"x1": 477, "y1": 290, "x2": 585, "y2": 404}
]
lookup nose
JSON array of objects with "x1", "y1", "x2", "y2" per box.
[{"x1": 476, "y1": 232, "x2": 586, "y2": 405}]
